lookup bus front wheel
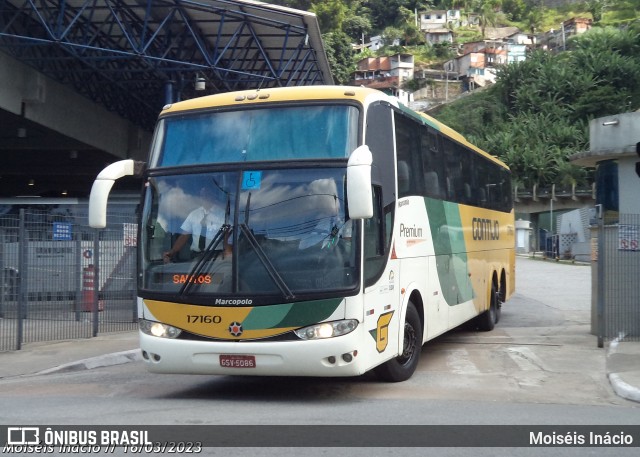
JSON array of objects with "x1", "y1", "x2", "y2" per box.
[{"x1": 374, "y1": 302, "x2": 422, "y2": 382}]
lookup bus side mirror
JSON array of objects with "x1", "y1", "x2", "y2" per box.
[
  {"x1": 89, "y1": 160, "x2": 145, "y2": 228},
  {"x1": 347, "y1": 145, "x2": 374, "y2": 219}
]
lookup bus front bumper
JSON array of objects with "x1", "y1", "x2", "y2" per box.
[{"x1": 139, "y1": 330, "x2": 370, "y2": 377}]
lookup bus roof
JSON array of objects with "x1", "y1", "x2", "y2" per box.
[
  {"x1": 160, "y1": 85, "x2": 509, "y2": 171},
  {"x1": 160, "y1": 85, "x2": 385, "y2": 114}
]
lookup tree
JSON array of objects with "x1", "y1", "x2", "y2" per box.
[
  {"x1": 263, "y1": 1, "x2": 313, "y2": 10},
  {"x1": 585, "y1": 0, "x2": 610, "y2": 23},
  {"x1": 523, "y1": 2, "x2": 544, "y2": 36},
  {"x1": 433, "y1": 26, "x2": 640, "y2": 188},
  {"x1": 311, "y1": 0, "x2": 348, "y2": 32},
  {"x1": 322, "y1": 31, "x2": 355, "y2": 84},
  {"x1": 501, "y1": 0, "x2": 526, "y2": 22},
  {"x1": 381, "y1": 26, "x2": 405, "y2": 47},
  {"x1": 365, "y1": 0, "x2": 405, "y2": 31},
  {"x1": 343, "y1": 16, "x2": 373, "y2": 42},
  {"x1": 471, "y1": 0, "x2": 503, "y2": 38}
]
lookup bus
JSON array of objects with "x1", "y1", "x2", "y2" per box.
[{"x1": 89, "y1": 86, "x2": 515, "y2": 382}]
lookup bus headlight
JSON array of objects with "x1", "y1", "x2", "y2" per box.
[
  {"x1": 294, "y1": 319, "x2": 358, "y2": 340},
  {"x1": 139, "y1": 319, "x2": 182, "y2": 339}
]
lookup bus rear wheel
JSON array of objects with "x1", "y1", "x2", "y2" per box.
[
  {"x1": 374, "y1": 302, "x2": 422, "y2": 382},
  {"x1": 477, "y1": 281, "x2": 499, "y2": 331}
]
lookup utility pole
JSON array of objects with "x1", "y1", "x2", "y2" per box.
[{"x1": 444, "y1": 66, "x2": 449, "y2": 102}]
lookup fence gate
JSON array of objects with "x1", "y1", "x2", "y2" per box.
[
  {"x1": 0, "y1": 209, "x2": 137, "y2": 352},
  {"x1": 597, "y1": 212, "x2": 640, "y2": 345}
]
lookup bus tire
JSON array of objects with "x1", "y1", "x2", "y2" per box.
[
  {"x1": 477, "y1": 282, "x2": 498, "y2": 332},
  {"x1": 494, "y1": 281, "x2": 502, "y2": 324},
  {"x1": 374, "y1": 302, "x2": 422, "y2": 382}
]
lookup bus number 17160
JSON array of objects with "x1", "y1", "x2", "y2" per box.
[{"x1": 187, "y1": 315, "x2": 222, "y2": 324}]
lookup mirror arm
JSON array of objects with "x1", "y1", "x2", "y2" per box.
[{"x1": 89, "y1": 160, "x2": 146, "y2": 228}]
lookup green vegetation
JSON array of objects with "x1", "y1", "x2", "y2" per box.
[
  {"x1": 434, "y1": 25, "x2": 640, "y2": 188},
  {"x1": 266, "y1": 1, "x2": 640, "y2": 79},
  {"x1": 264, "y1": 1, "x2": 640, "y2": 187}
]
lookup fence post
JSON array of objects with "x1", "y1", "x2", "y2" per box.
[
  {"x1": 74, "y1": 236, "x2": 82, "y2": 321},
  {"x1": 92, "y1": 230, "x2": 100, "y2": 337},
  {"x1": 0, "y1": 228, "x2": 4, "y2": 319},
  {"x1": 596, "y1": 204, "x2": 605, "y2": 348},
  {"x1": 17, "y1": 209, "x2": 28, "y2": 350}
]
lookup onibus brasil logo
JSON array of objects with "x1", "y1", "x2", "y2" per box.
[{"x1": 4, "y1": 426, "x2": 152, "y2": 453}]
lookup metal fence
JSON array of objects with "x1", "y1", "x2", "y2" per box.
[
  {"x1": 0, "y1": 208, "x2": 138, "y2": 352},
  {"x1": 597, "y1": 212, "x2": 640, "y2": 344}
]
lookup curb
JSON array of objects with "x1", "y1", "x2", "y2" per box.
[
  {"x1": 608, "y1": 373, "x2": 640, "y2": 403},
  {"x1": 606, "y1": 336, "x2": 640, "y2": 404},
  {"x1": 28, "y1": 349, "x2": 142, "y2": 377}
]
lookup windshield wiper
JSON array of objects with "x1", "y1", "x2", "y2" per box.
[
  {"x1": 178, "y1": 224, "x2": 229, "y2": 296},
  {"x1": 240, "y1": 192, "x2": 294, "y2": 300},
  {"x1": 239, "y1": 223, "x2": 294, "y2": 300}
]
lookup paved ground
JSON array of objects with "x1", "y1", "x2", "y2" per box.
[
  {"x1": 0, "y1": 257, "x2": 638, "y2": 404},
  {"x1": 513, "y1": 255, "x2": 640, "y2": 404}
]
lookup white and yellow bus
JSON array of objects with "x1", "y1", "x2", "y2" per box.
[{"x1": 89, "y1": 86, "x2": 515, "y2": 382}]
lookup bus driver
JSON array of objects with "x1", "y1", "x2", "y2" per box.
[{"x1": 163, "y1": 185, "x2": 229, "y2": 263}]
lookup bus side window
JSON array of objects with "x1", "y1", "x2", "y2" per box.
[
  {"x1": 394, "y1": 113, "x2": 423, "y2": 198},
  {"x1": 398, "y1": 161, "x2": 410, "y2": 195},
  {"x1": 478, "y1": 187, "x2": 487, "y2": 206},
  {"x1": 424, "y1": 171, "x2": 441, "y2": 198},
  {"x1": 421, "y1": 129, "x2": 444, "y2": 199},
  {"x1": 461, "y1": 150, "x2": 476, "y2": 206},
  {"x1": 364, "y1": 186, "x2": 384, "y2": 257},
  {"x1": 428, "y1": 131, "x2": 438, "y2": 152},
  {"x1": 364, "y1": 186, "x2": 388, "y2": 286}
]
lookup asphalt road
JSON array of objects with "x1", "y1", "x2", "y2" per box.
[{"x1": 0, "y1": 257, "x2": 638, "y2": 456}]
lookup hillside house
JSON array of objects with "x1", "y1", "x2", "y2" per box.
[
  {"x1": 352, "y1": 35, "x2": 400, "y2": 53},
  {"x1": 420, "y1": 10, "x2": 461, "y2": 30},
  {"x1": 446, "y1": 37, "x2": 528, "y2": 89},
  {"x1": 425, "y1": 28, "x2": 454, "y2": 45},
  {"x1": 352, "y1": 53, "x2": 414, "y2": 104},
  {"x1": 542, "y1": 17, "x2": 593, "y2": 51}
]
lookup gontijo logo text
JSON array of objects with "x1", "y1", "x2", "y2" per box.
[{"x1": 472, "y1": 217, "x2": 500, "y2": 241}]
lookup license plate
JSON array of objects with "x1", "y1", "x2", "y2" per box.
[{"x1": 219, "y1": 354, "x2": 256, "y2": 368}]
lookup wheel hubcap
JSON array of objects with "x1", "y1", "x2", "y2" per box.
[{"x1": 399, "y1": 322, "x2": 416, "y2": 365}]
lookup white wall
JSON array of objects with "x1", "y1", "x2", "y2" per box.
[{"x1": 619, "y1": 156, "x2": 640, "y2": 214}]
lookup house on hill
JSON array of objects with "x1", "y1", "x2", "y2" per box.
[
  {"x1": 352, "y1": 53, "x2": 414, "y2": 104},
  {"x1": 419, "y1": 10, "x2": 462, "y2": 31},
  {"x1": 446, "y1": 32, "x2": 528, "y2": 89},
  {"x1": 425, "y1": 28, "x2": 454, "y2": 45},
  {"x1": 542, "y1": 17, "x2": 593, "y2": 51}
]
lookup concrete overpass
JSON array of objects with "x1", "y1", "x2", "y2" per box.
[
  {"x1": 514, "y1": 184, "x2": 596, "y2": 253},
  {"x1": 0, "y1": 0, "x2": 332, "y2": 198},
  {"x1": 515, "y1": 184, "x2": 595, "y2": 214}
]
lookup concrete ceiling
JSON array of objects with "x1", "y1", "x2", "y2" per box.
[{"x1": 0, "y1": 0, "x2": 332, "y2": 198}]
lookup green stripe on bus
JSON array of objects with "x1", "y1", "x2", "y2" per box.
[
  {"x1": 242, "y1": 298, "x2": 343, "y2": 330},
  {"x1": 425, "y1": 198, "x2": 474, "y2": 306},
  {"x1": 443, "y1": 203, "x2": 473, "y2": 304},
  {"x1": 397, "y1": 104, "x2": 440, "y2": 130}
]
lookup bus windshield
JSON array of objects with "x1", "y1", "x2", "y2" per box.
[
  {"x1": 140, "y1": 168, "x2": 358, "y2": 301},
  {"x1": 152, "y1": 105, "x2": 360, "y2": 167}
]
